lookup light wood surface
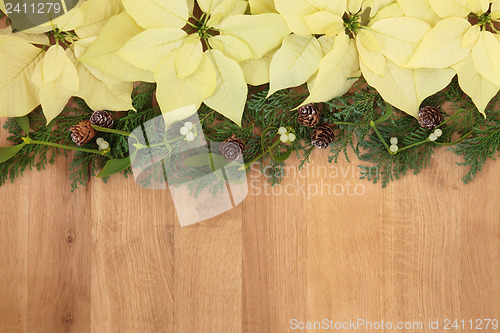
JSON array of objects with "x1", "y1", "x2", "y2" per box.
[{"x1": 1, "y1": 119, "x2": 499, "y2": 332}]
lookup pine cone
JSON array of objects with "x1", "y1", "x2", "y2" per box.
[
  {"x1": 90, "y1": 110, "x2": 114, "y2": 128},
  {"x1": 311, "y1": 123, "x2": 335, "y2": 149},
  {"x1": 297, "y1": 104, "x2": 321, "y2": 127},
  {"x1": 220, "y1": 134, "x2": 245, "y2": 162},
  {"x1": 418, "y1": 106, "x2": 442, "y2": 129},
  {"x1": 70, "y1": 120, "x2": 96, "y2": 146}
]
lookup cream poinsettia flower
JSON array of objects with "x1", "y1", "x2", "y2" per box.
[
  {"x1": 403, "y1": 0, "x2": 500, "y2": 116},
  {"x1": 0, "y1": 0, "x2": 135, "y2": 123},
  {"x1": 80, "y1": 0, "x2": 290, "y2": 126},
  {"x1": 270, "y1": 0, "x2": 454, "y2": 118}
]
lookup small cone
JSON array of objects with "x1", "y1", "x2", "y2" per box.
[
  {"x1": 70, "y1": 120, "x2": 96, "y2": 146},
  {"x1": 297, "y1": 104, "x2": 321, "y2": 127},
  {"x1": 220, "y1": 134, "x2": 245, "y2": 162},
  {"x1": 311, "y1": 123, "x2": 335, "y2": 149},
  {"x1": 90, "y1": 110, "x2": 114, "y2": 128},
  {"x1": 418, "y1": 106, "x2": 442, "y2": 129}
]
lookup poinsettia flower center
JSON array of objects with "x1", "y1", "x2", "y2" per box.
[{"x1": 469, "y1": 4, "x2": 499, "y2": 33}]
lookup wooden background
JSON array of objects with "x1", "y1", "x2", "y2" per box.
[{"x1": 1, "y1": 120, "x2": 499, "y2": 332}]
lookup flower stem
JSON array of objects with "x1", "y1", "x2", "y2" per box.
[
  {"x1": 397, "y1": 138, "x2": 431, "y2": 153},
  {"x1": 243, "y1": 139, "x2": 281, "y2": 170},
  {"x1": 435, "y1": 131, "x2": 473, "y2": 146},
  {"x1": 23, "y1": 137, "x2": 105, "y2": 155},
  {"x1": 370, "y1": 121, "x2": 392, "y2": 153}
]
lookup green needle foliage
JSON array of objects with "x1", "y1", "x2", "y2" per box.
[{"x1": 0, "y1": 79, "x2": 499, "y2": 192}]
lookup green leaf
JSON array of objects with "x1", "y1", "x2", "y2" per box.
[
  {"x1": 271, "y1": 148, "x2": 292, "y2": 162},
  {"x1": 97, "y1": 157, "x2": 131, "y2": 177},
  {"x1": 0, "y1": 143, "x2": 26, "y2": 164},
  {"x1": 208, "y1": 153, "x2": 230, "y2": 172},
  {"x1": 376, "y1": 103, "x2": 394, "y2": 123},
  {"x1": 14, "y1": 116, "x2": 30, "y2": 135},
  {"x1": 184, "y1": 152, "x2": 211, "y2": 168}
]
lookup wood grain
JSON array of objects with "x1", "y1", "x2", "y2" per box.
[{"x1": 1, "y1": 125, "x2": 499, "y2": 333}]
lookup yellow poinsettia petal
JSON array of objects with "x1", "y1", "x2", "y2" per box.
[
  {"x1": 0, "y1": 28, "x2": 49, "y2": 45},
  {"x1": 303, "y1": 11, "x2": 344, "y2": 36},
  {"x1": 428, "y1": 0, "x2": 470, "y2": 18},
  {"x1": 302, "y1": 33, "x2": 359, "y2": 105},
  {"x1": 118, "y1": 28, "x2": 187, "y2": 72},
  {"x1": 472, "y1": 31, "x2": 500, "y2": 87},
  {"x1": 66, "y1": 50, "x2": 134, "y2": 112},
  {"x1": 0, "y1": 36, "x2": 43, "y2": 117},
  {"x1": 462, "y1": 24, "x2": 480, "y2": 47},
  {"x1": 453, "y1": 55, "x2": 500, "y2": 116},
  {"x1": 361, "y1": 59, "x2": 454, "y2": 118},
  {"x1": 492, "y1": 0, "x2": 500, "y2": 19},
  {"x1": 155, "y1": 51, "x2": 216, "y2": 113},
  {"x1": 207, "y1": 1, "x2": 249, "y2": 27},
  {"x1": 370, "y1": 17, "x2": 431, "y2": 66},
  {"x1": 274, "y1": 0, "x2": 315, "y2": 34},
  {"x1": 219, "y1": 13, "x2": 290, "y2": 59},
  {"x1": 240, "y1": 48, "x2": 276, "y2": 85},
  {"x1": 249, "y1": 0, "x2": 277, "y2": 14},
  {"x1": 317, "y1": 36, "x2": 335, "y2": 54},
  {"x1": 414, "y1": 67, "x2": 456, "y2": 106},
  {"x1": 465, "y1": 0, "x2": 490, "y2": 13},
  {"x1": 356, "y1": 32, "x2": 386, "y2": 76},
  {"x1": 122, "y1": 0, "x2": 188, "y2": 29},
  {"x1": 175, "y1": 36, "x2": 203, "y2": 79},
  {"x1": 74, "y1": 0, "x2": 123, "y2": 38},
  {"x1": 204, "y1": 50, "x2": 248, "y2": 126},
  {"x1": 32, "y1": 46, "x2": 79, "y2": 123},
  {"x1": 268, "y1": 34, "x2": 323, "y2": 96},
  {"x1": 397, "y1": 0, "x2": 441, "y2": 25},
  {"x1": 208, "y1": 35, "x2": 253, "y2": 62},
  {"x1": 369, "y1": 0, "x2": 398, "y2": 16},
  {"x1": 21, "y1": 6, "x2": 84, "y2": 34},
  {"x1": 348, "y1": 0, "x2": 363, "y2": 13},
  {"x1": 79, "y1": 12, "x2": 154, "y2": 82},
  {"x1": 369, "y1": 3, "x2": 405, "y2": 26},
  {"x1": 405, "y1": 18, "x2": 471, "y2": 68}
]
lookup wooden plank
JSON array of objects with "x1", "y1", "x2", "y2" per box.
[
  {"x1": 90, "y1": 176, "x2": 175, "y2": 333},
  {"x1": 304, "y1": 151, "x2": 383, "y2": 332},
  {"x1": 25, "y1": 157, "x2": 91, "y2": 333},
  {"x1": 174, "y1": 207, "x2": 242, "y2": 333},
  {"x1": 0, "y1": 121, "x2": 29, "y2": 333},
  {"x1": 242, "y1": 158, "x2": 308, "y2": 333}
]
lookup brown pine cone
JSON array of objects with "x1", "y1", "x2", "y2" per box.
[
  {"x1": 418, "y1": 106, "x2": 442, "y2": 129},
  {"x1": 220, "y1": 134, "x2": 245, "y2": 162},
  {"x1": 70, "y1": 120, "x2": 96, "y2": 146},
  {"x1": 297, "y1": 104, "x2": 321, "y2": 127},
  {"x1": 90, "y1": 110, "x2": 114, "y2": 128},
  {"x1": 311, "y1": 123, "x2": 335, "y2": 149}
]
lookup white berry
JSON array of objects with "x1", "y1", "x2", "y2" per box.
[
  {"x1": 390, "y1": 144, "x2": 399, "y2": 153},
  {"x1": 99, "y1": 141, "x2": 109, "y2": 151},
  {"x1": 185, "y1": 132, "x2": 195, "y2": 142},
  {"x1": 280, "y1": 134, "x2": 289, "y2": 143},
  {"x1": 184, "y1": 121, "x2": 194, "y2": 130},
  {"x1": 180, "y1": 127, "x2": 189, "y2": 135},
  {"x1": 390, "y1": 137, "x2": 398, "y2": 145},
  {"x1": 288, "y1": 133, "x2": 296, "y2": 142},
  {"x1": 278, "y1": 127, "x2": 287, "y2": 135},
  {"x1": 96, "y1": 137, "x2": 104, "y2": 145},
  {"x1": 434, "y1": 129, "x2": 443, "y2": 137},
  {"x1": 429, "y1": 133, "x2": 438, "y2": 141}
]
